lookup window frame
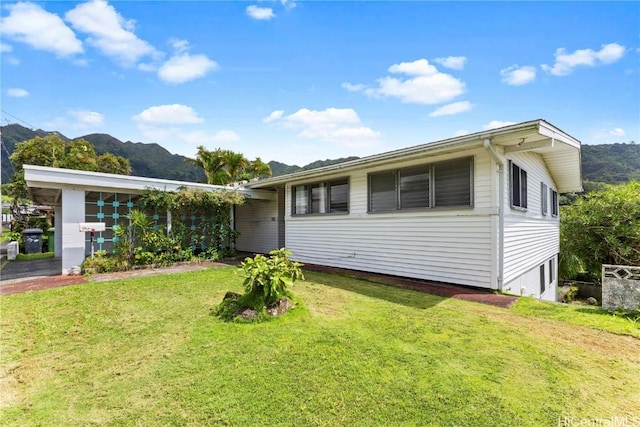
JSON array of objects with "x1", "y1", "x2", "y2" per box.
[
  {"x1": 550, "y1": 189, "x2": 558, "y2": 217},
  {"x1": 540, "y1": 264, "x2": 546, "y2": 295},
  {"x1": 291, "y1": 177, "x2": 350, "y2": 216},
  {"x1": 510, "y1": 161, "x2": 528, "y2": 210},
  {"x1": 541, "y1": 183, "x2": 548, "y2": 216},
  {"x1": 368, "y1": 157, "x2": 473, "y2": 213}
]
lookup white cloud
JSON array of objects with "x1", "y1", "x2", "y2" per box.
[
  {"x1": 7, "y1": 88, "x2": 29, "y2": 97},
  {"x1": 246, "y1": 5, "x2": 275, "y2": 20},
  {"x1": 609, "y1": 128, "x2": 625, "y2": 137},
  {"x1": 483, "y1": 120, "x2": 516, "y2": 130},
  {"x1": 1, "y1": 2, "x2": 83, "y2": 57},
  {"x1": 45, "y1": 109, "x2": 105, "y2": 131},
  {"x1": 262, "y1": 110, "x2": 284, "y2": 123},
  {"x1": 360, "y1": 59, "x2": 465, "y2": 105},
  {"x1": 264, "y1": 107, "x2": 381, "y2": 148},
  {"x1": 342, "y1": 82, "x2": 367, "y2": 92},
  {"x1": 454, "y1": 130, "x2": 470, "y2": 137},
  {"x1": 158, "y1": 53, "x2": 218, "y2": 84},
  {"x1": 429, "y1": 101, "x2": 474, "y2": 117},
  {"x1": 541, "y1": 43, "x2": 626, "y2": 76},
  {"x1": 0, "y1": 42, "x2": 13, "y2": 53},
  {"x1": 434, "y1": 56, "x2": 467, "y2": 70},
  {"x1": 132, "y1": 104, "x2": 204, "y2": 125},
  {"x1": 281, "y1": 0, "x2": 297, "y2": 10},
  {"x1": 65, "y1": 0, "x2": 157, "y2": 66},
  {"x1": 500, "y1": 65, "x2": 536, "y2": 85},
  {"x1": 70, "y1": 110, "x2": 104, "y2": 127},
  {"x1": 169, "y1": 38, "x2": 190, "y2": 53}
]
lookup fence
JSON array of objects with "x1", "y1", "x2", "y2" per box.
[{"x1": 602, "y1": 264, "x2": 640, "y2": 311}]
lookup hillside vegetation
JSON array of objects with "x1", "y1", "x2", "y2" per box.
[{"x1": 2, "y1": 123, "x2": 639, "y2": 184}]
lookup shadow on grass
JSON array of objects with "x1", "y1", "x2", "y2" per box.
[{"x1": 303, "y1": 270, "x2": 445, "y2": 310}]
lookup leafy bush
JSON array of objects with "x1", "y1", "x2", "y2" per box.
[
  {"x1": 560, "y1": 181, "x2": 640, "y2": 280},
  {"x1": 241, "y1": 248, "x2": 304, "y2": 306},
  {"x1": 216, "y1": 249, "x2": 304, "y2": 322},
  {"x1": 81, "y1": 251, "x2": 123, "y2": 273}
]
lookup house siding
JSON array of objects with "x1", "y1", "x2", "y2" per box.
[
  {"x1": 235, "y1": 199, "x2": 278, "y2": 254},
  {"x1": 503, "y1": 151, "x2": 559, "y2": 300},
  {"x1": 284, "y1": 148, "x2": 497, "y2": 288}
]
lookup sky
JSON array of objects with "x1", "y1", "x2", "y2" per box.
[{"x1": 1, "y1": 0, "x2": 639, "y2": 166}]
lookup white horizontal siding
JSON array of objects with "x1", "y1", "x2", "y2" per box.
[
  {"x1": 283, "y1": 148, "x2": 497, "y2": 288},
  {"x1": 503, "y1": 151, "x2": 559, "y2": 298},
  {"x1": 235, "y1": 199, "x2": 278, "y2": 254}
]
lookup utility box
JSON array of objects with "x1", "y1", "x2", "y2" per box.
[
  {"x1": 7, "y1": 241, "x2": 18, "y2": 260},
  {"x1": 23, "y1": 228, "x2": 43, "y2": 254}
]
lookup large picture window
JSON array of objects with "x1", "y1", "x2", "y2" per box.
[
  {"x1": 510, "y1": 161, "x2": 527, "y2": 209},
  {"x1": 292, "y1": 178, "x2": 349, "y2": 215},
  {"x1": 368, "y1": 157, "x2": 472, "y2": 212}
]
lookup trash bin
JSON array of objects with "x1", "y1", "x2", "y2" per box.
[
  {"x1": 22, "y1": 228, "x2": 43, "y2": 254},
  {"x1": 47, "y1": 227, "x2": 55, "y2": 253}
]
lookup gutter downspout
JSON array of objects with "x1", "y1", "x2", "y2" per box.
[{"x1": 483, "y1": 138, "x2": 505, "y2": 291}]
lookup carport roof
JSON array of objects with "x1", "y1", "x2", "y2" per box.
[{"x1": 23, "y1": 165, "x2": 276, "y2": 206}]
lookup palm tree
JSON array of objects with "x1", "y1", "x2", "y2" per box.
[
  {"x1": 248, "y1": 157, "x2": 272, "y2": 180},
  {"x1": 222, "y1": 150, "x2": 249, "y2": 184},
  {"x1": 190, "y1": 146, "x2": 230, "y2": 185}
]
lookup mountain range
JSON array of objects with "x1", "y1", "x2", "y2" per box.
[{"x1": 2, "y1": 123, "x2": 639, "y2": 186}]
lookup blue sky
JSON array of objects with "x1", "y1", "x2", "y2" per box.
[{"x1": 1, "y1": 1, "x2": 638, "y2": 166}]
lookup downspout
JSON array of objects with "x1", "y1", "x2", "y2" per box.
[{"x1": 483, "y1": 139, "x2": 505, "y2": 291}]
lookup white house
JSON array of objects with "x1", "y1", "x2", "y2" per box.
[
  {"x1": 23, "y1": 119, "x2": 581, "y2": 301},
  {"x1": 240, "y1": 119, "x2": 582, "y2": 301}
]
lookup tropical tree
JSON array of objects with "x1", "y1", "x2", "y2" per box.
[
  {"x1": 190, "y1": 146, "x2": 272, "y2": 185},
  {"x1": 247, "y1": 157, "x2": 272, "y2": 180},
  {"x1": 560, "y1": 181, "x2": 640, "y2": 280},
  {"x1": 5, "y1": 134, "x2": 131, "y2": 232}
]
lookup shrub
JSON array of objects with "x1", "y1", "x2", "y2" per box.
[
  {"x1": 215, "y1": 249, "x2": 304, "y2": 321},
  {"x1": 561, "y1": 181, "x2": 640, "y2": 280}
]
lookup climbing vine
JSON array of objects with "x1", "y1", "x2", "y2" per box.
[{"x1": 82, "y1": 187, "x2": 245, "y2": 273}]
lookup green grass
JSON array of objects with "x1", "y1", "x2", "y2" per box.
[
  {"x1": 14, "y1": 252, "x2": 54, "y2": 261},
  {"x1": 1, "y1": 268, "x2": 638, "y2": 426},
  {"x1": 512, "y1": 297, "x2": 640, "y2": 338}
]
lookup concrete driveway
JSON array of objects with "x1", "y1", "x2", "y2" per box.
[{"x1": 1, "y1": 258, "x2": 62, "y2": 281}]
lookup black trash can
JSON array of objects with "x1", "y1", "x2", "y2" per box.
[{"x1": 23, "y1": 228, "x2": 44, "y2": 254}]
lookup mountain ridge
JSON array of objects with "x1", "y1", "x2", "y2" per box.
[{"x1": 2, "y1": 123, "x2": 639, "y2": 186}]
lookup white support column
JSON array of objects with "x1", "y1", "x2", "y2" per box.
[
  {"x1": 61, "y1": 188, "x2": 86, "y2": 274},
  {"x1": 54, "y1": 205, "x2": 63, "y2": 258}
]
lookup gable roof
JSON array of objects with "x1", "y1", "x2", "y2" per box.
[{"x1": 248, "y1": 119, "x2": 582, "y2": 193}]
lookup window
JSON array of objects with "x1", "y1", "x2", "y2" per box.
[
  {"x1": 368, "y1": 157, "x2": 472, "y2": 212},
  {"x1": 549, "y1": 258, "x2": 555, "y2": 284},
  {"x1": 540, "y1": 264, "x2": 546, "y2": 294},
  {"x1": 292, "y1": 178, "x2": 349, "y2": 215},
  {"x1": 551, "y1": 189, "x2": 558, "y2": 217},
  {"x1": 510, "y1": 161, "x2": 527, "y2": 209},
  {"x1": 541, "y1": 183, "x2": 548, "y2": 215}
]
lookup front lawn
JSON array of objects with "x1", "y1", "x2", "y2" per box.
[{"x1": 1, "y1": 268, "x2": 638, "y2": 426}]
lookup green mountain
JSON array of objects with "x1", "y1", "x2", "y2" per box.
[
  {"x1": 1, "y1": 124, "x2": 205, "y2": 183},
  {"x1": 2, "y1": 123, "x2": 639, "y2": 186},
  {"x1": 581, "y1": 142, "x2": 640, "y2": 184},
  {"x1": 268, "y1": 157, "x2": 360, "y2": 177}
]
